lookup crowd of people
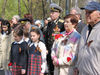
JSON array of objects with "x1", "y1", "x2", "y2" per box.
[{"x1": 0, "y1": 1, "x2": 100, "y2": 75}]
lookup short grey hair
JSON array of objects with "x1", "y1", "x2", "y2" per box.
[
  {"x1": 70, "y1": 7, "x2": 82, "y2": 15},
  {"x1": 12, "y1": 15, "x2": 20, "y2": 21},
  {"x1": 97, "y1": 10, "x2": 100, "y2": 13}
]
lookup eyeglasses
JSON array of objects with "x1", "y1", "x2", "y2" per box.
[{"x1": 85, "y1": 10, "x2": 95, "y2": 15}]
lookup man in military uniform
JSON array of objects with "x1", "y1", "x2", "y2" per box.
[
  {"x1": 19, "y1": 18, "x2": 45, "y2": 43},
  {"x1": 45, "y1": 3, "x2": 65, "y2": 75}
]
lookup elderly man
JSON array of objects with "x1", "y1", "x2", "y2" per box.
[
  {"x1": 45, "y1": 3, "x2": 65, "y2": 75},
  {"x1": 19, "y1": 18, "x2": 45, "y2": 43},
  {"x1": 70, "y1": 7, "x2": 86, "y2": 33},
  {"x1": 75, "y1": 1, "x2": 100, "y2": 75}
]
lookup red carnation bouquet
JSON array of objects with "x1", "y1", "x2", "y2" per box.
[
  {"x1": 8, "y1": 62, "x2": 12, "y2": 69},
  {"x1": 52, "y1": 34, "x2": 63, "y2": 40},
  {"x1": 55, "y1": 34, "x2": 63, "y2": 40}
]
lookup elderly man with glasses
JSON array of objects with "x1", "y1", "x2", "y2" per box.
[{"x1": 74, "y1": 1, "x2": 100, "y2": 75}]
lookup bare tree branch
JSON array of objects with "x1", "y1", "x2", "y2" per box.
[
  {"x1": 30, "y1": 0, "x2": 33, "y2": 15},
  {"x1": 22, "y1": 0, "x2": 30, "y2": 13},
  {"x1": 18, "y1": 0, "x2": 21, "y2": 16},
  {"x1": 42, "y1": 0, "x2": 45, "y2": 19}
]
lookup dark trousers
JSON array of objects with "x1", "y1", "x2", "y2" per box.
[
  {"x1": 47, "y1": 52, "x2": 54, "y2": 75},
  {"x1": 0, "y1": 70, "x2": 5, "y2": 75},
  {"x1": 0, "y1": 70, "x2": 12, "y2": 75}
]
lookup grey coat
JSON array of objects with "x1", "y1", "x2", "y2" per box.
[
  {"x1": 76, "y1": 22, "x2": 100, "y2": 75},
  {"x1": 76, "y1": 20, "x2": 86, "y2": 34}
]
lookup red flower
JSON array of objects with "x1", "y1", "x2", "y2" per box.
[
  {"x1": 43, "y1": 35, "x2": 45, "y2": 37},
  {"x1": 55, "y1": 34, "x2": 63, "y2": 39},
  {"x1": 8, "y1": 62, "x2": 12, "y2": 66},
  {"x1": 52, "y1": 34, "x2": 55, "y2": 36},
  {"x1": 67, "y1": 57, "x2": 71, "y2": 62}
]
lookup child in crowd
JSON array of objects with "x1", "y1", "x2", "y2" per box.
[
  {"x1": 27, "y1": 28, "x2": 47, "y2": 75},
  {"x1": 1, "y1": 20, "x2": 11, "y2": 35},
  {"x1": 23, "y1": 29, "x2": 30, "y2": 43},
  {"x1": 9, "y1": 25, "x2": 28, "y2": 75},
  {"x1": 0, "y1": 20, "x2": 14, "y2": 70}
]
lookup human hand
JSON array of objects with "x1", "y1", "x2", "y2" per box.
[
  {"x1": 40, "y1": 73, "x2": 44, "y2": 75},
  {"x1": 53, "y1": 57, "x2": 59, "y2": 67},
  {"x1": 10, "y1": 68, "x2": 12, "y2": 71},
  {"x1": 73, "y1": 68, "x2": 79, "y2": 75},
  {"x1": 21, "y1": 69, "x2": 26, "y2": 75},
  {"x1": 46, "y1": 50, "x2": 48, "y2": 54}
]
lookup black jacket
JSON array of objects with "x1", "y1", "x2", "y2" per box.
[
  {"x1": 10, "y1": 41, "x2": 28, "y2": 69},
  {"x1": 45, "y1": 17, "x2": 65, "y2": 53}
]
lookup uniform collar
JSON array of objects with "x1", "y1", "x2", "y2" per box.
[
  {"x1": 14, "y1": 39, "x2": 24, "y2": 44},
  {"x1": 78, "y1": 20, "x2": 81, "y2": 23},
  {"x1": 29, "y1": 41, "x2": 39, "y2": 47},
  {"x1": 25, "y1": 38, "x2": 29, "y2": 42},
  {"x1": 53, "y1": 17, "x2": 60, "y2": 24}
]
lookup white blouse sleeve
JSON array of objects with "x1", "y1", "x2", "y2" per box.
[{"x1": 39, "y1": 42, "x2": 47, "y2": 73}]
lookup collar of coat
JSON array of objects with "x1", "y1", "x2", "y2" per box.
[{"x1": 14, "y1": 39, "x2": 24, "y2": 44}]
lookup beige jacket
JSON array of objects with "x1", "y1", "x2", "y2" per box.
[
  {"x1": 0, "y1": 32, "x2": 14, "y2": 70},
  {"x1": 51, "y1": 29, "x2": 80, "y2": 75}
]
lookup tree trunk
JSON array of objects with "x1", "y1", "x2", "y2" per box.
[
  {"x1": 22, "y1": 0, "x2": 30, "y2": 13},
  {"x1": 42, "y1": 0, "x2": 45, "y2": 19},
  {"x1": 18, "y1": 0, "x2": 21, "y2": 17},
  {"x1": 1, "y1": 0, "x2": 7, "y2": 18},
  {"x1": 27, "y1": 0, "x2": 30, "y2": 13},
  {"x1": 59, "y1": 0, "x2": 61, "y2": 6},
  {"x1": 30, "y1": 0, "x2": 33, "y2": 15}
]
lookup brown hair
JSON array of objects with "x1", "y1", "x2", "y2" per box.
[
  {"x1": 13, "y1": 25, "x2": 23, "y2": 36},
  {"x1": 30, "y1": 28, "x2": 40, "y2": 36},
  {"x1": 30, "y1": 28, "x2": 40, "y2": 40},
  {"x1": 64, "y1": 14, "x2": 78, "y2": 25},
  {"x1": 23, "y1": 29, "x2": 29, "y2": 38},
  {"x1": 24, "y1": 13, "x2": 34, "y2": 24}
]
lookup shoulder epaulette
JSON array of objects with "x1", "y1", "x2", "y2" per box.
[{"x1": 58, "y1": 19, "x2": 64, "y2": 23}]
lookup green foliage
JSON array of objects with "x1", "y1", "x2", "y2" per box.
[
  {"x1": 0, "y1": 0, "x2": 3, "y2": 16},
  {"x1": 0, "y1": 0, "x2": 67, "y2": 20},
  {"x1": 5, "y1": 0, "x2": 18, "y2": 20},
  {"x1": 0, "y1": 0, "x2": 28, "y2": 20}
]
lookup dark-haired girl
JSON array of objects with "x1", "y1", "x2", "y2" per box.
[
  {"x1": 0, "y1": 20, "x2": 14, "y2": 70},
  {"x1": 27, "y1": 28, "x2": 47, "y2": 75},
  {"x1": 9, "y1": 25, "x2": 28, "y2": 75}
]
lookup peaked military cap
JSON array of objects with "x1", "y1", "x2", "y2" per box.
[
  {"x1": 50, "y1": 3, "x2": 63, "y2": 12},
  {"x1": 18, "y1": 18, "x2": 31, "y2": 24}
]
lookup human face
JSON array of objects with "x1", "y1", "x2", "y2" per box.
[
  {"x1": 70, "y1": 9, "x2": 80, "y2": 20},
  {"x1": 12, "y1": 17, "x2": 17, "y2": 24},
  {"x1": 2, "y1": 25, "x2": 8, "y2": 32},
  {"x1": 50, "y1": 12, "x2": 60, "y2": 21},
  {"x1": 85, "y1": 10, "x2": 100, "y2": 26},
  {"x1": 64, "y1": 18, "x2": 75, "y2": 32},
  {"x1": 13, "y1": 33, "x2": 22, "y2": 42},
  {"x1": 30, "y1": 32, "x2": 40, "y2": 42},
  {"x1": 23, "y1": 22, "x2": 31, "y2": 30},
  {"x1": 44, "y1": 19, "x2": 48, "y2": 25}
]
